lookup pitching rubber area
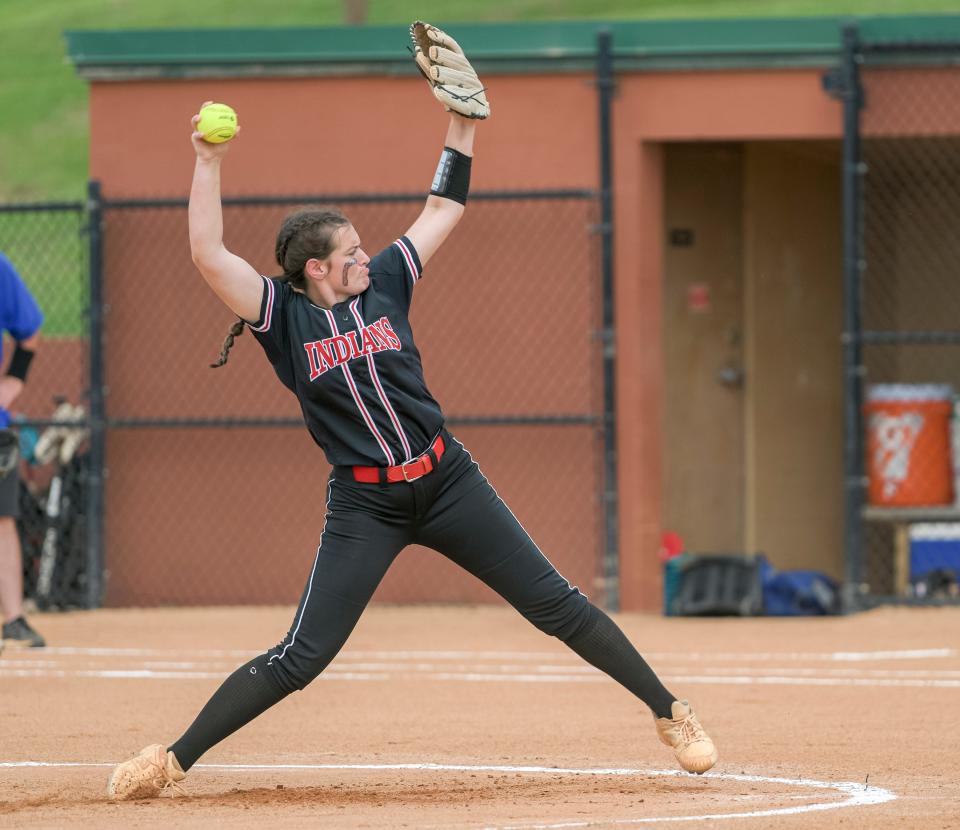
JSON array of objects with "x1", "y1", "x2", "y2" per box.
[{"x1": 1, "y1": 605, "x2": 957, "y2": 828}]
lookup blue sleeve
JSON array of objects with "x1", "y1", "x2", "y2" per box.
[
  {"x1": 0, "y1": 253, "x2": 43, "y2": 340},
  {"x1": 368, "y1": 236, "x2": 423, "y2": 312}
]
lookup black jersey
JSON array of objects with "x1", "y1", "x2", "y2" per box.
[{"x1": 246, "y1": 236, "x2": 444, "y2": 467}]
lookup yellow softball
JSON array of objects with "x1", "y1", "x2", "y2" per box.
[{"x1": 197, "y1": 102, "x2": 238, "y2": 144}]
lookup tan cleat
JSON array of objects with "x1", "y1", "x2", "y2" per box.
[
  {"x1": 106, "y1": 744, "x2": 186, "y2": 800},
  {"x1": 654, "y1": 700, "x2": 718, "y2": 774}
]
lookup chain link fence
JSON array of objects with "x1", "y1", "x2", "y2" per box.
[
  {"x1": 850, "y1": 36, "x2": 960, "y2": 604},
  {"x1": 0, "y1": 201, "x2": 94, "y2": 608},
  {"x1": 98, "y1": 191, "x2": 607, "y2": 608}
]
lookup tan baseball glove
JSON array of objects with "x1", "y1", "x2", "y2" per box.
[{"x1": 410, "y1": 21, "x2": 490, "y2": 120}]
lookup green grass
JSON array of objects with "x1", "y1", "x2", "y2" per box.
[
  {"x1": 2, "y1": 0, "x2": 959, "y2": 202},
  {"x1": 0, "y1": 210, "x2": 86, "y2": 337}
]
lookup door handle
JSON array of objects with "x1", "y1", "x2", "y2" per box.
[{"x1": 717, "y1": 366, "x2": 745, "y2": 387}]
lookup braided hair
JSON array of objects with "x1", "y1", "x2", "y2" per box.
[{"x1": 211, "y1": 207, "x2": 351, "y2": 368}]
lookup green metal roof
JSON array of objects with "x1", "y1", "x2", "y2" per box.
[{"x1": 65, "y1": 16, "x2": 960, "y2": 80}]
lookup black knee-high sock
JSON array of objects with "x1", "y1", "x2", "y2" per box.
[
  {"x1": 564, "y1": 604, "x2": 677, "y2": 719},
  {"x1": 168, "y1": 654, "x2": 289, "y2": 771}
]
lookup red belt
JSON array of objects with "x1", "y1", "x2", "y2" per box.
[{"x1": 351, "y1": 434, "x2": 446, "y2": 484}]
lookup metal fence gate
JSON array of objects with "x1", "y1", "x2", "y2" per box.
[
  {"x1": 93, "y1": 188, "x2": 609, "y2": 608},
  {"x1": 837, "y1": 26, "x2": 960, "y2": 607},
  {"x1": 2, "y1": 189, "x2": 612, "y2": 611},
  {"x1": 2, "y1": 189, "x2": 611, "y2": 610}
]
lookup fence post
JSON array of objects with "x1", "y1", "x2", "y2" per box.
[
  {"x1": 596, "y1": 29, "x2": 620, "y2": 611},
  {"x1": 839, "y1": 24, "x2": 866, "y2": 611},
  {"x1": 85, "y1": 180, "x2": 106, "y2": 608}
]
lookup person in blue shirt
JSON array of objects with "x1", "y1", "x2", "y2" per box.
[{"x1": 0, "y1": 252, "x2": 44, "y2": 649}]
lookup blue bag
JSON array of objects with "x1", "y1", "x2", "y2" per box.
[{"x1": 761, "y1": 568, "x2": 840, "y2": 616}]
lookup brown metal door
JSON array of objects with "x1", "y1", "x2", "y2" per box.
[{"x1": 662, "y1": 143, "x2": 745, "y2": 553}]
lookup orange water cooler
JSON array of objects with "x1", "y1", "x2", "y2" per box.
[{"x1": 865, "y1": 384, "x2": 954, "y2": 507}]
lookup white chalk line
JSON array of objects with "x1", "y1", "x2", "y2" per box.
[
  {"x1": 6, "y1": 657, "x2": 960, "y2": 679},
  {"x1": 0, "y1": 668, "x2": 387, "y2": 681},
  {"x1": 0, "y1": 760, "x2": 895, "y2": 827},
  {"x1": 3, "y1": 663, "x2": 960, "y2": 687},
  {"x1": 22, "y1": 646, "x2": 955, "y2": 662},
  {"x1": 4, "y1": 646, "x2": 957, "y2": 688}
]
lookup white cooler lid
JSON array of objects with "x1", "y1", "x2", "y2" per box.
[
  {"x1": 867, "y1": 383, "x2": 954, "y2": 402},
  {"x1": 909, "y1": 523, "x2": 960, "y2": 540}
]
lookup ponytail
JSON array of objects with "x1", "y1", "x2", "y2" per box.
[{"x1": 209, "y1": 319, "x2": 246, "y2": 368}]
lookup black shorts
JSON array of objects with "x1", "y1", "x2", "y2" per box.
[{"x1": 0, "y1": 466, "x2": 20, "y2": 518}]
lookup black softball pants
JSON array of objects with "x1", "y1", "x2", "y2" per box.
[
  {"x1": 266, "y1": 433, "x2": 591, "y2": 690},
  {"x1": 168, "y1": 433, "x2": 676, "y2": 770}
]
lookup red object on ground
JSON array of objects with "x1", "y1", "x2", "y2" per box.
[{"x1": 658, "y1": 530, "x2": 685, "y2": 562}]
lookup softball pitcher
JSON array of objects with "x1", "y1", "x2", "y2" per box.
[{"x1": 107, "y1": 22, "x2": 716, "y2": 800}]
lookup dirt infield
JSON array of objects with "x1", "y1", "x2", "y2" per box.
[{"x1": 2, "y1": 605, "x2": 959, "y2": 828}]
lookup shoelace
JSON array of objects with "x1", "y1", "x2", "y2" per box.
[
  {"x1": 439, "y1": 84, "x2": 488, "y2": 104},
  {"x1": 130, "y1": 755, "x2": 185, "y2": 797},
  {"x1": 158, "y1": 777, "x2": 187, "y2": 797},
  {"x1": 676, "y1": 714, "x2": 707, "y2": 744}
]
